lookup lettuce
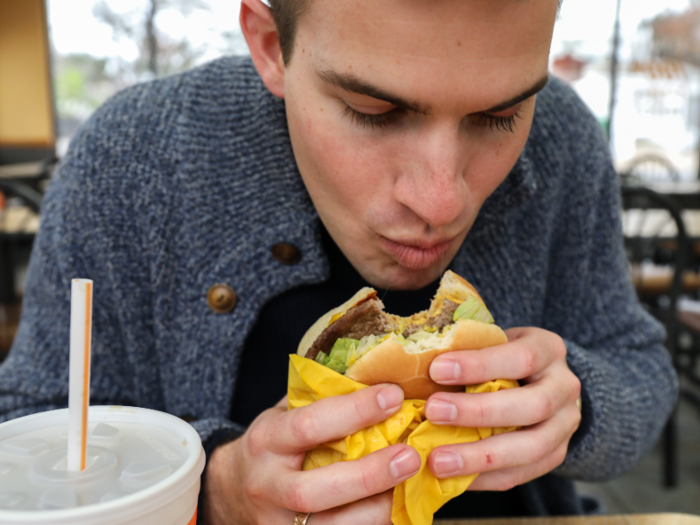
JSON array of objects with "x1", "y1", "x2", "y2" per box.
[
  {"x1": 453, "y1": 296, "x2": 494, "y2": 324},
  {"x1": 321, "y1": 338, "x2": 360, "y2": 374}
]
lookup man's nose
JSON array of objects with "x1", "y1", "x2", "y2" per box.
[{"x1": 394, "y1": 127, "x2": 468, "y2": 229}]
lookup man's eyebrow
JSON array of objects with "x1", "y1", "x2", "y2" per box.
[
  {"x1": 483, "y1": 75, "x2": 550, "y2": 113},
  {"x1": 317, "y1": 68, "x2": 430, "y2": 115}
]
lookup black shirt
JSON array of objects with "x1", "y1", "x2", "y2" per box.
[{"x1": 230, "y1": 227, "x2": 531, "y2": 518}]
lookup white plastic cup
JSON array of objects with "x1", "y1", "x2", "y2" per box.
[{"x1": 0, "y1": 406, "x2": 205, "y2": 525}]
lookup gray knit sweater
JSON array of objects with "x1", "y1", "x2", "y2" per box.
[{"x1": 0, "y1": 56, "x2": 677, "y2": 511}]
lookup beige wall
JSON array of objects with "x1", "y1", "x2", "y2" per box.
[{"x1": 0, "y1": 0, "x2": 55, "y2": 147}]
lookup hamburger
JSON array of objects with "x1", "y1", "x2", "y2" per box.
[{"x1": 297, "y1": 270, "x2": 508, "y2": 399}]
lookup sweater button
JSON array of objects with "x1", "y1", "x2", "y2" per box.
[
  {"x1": 207, "y1": 284, "x2": 237, "y2": 314},
  {"x1": 271, "y1": 242, "x2": 302, "y2": 265}
]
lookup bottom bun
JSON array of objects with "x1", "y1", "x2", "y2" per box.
[{"x1": 344, "y1": 319, "x2": 508, "y2": 399}]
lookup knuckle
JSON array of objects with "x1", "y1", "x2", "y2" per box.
[
  {"x1": 289, "y1": 410, "x2": 317, "y2": 445},
  {"x1": 470, "y1": 399, "x2": 489, "y2": 427},
  {"x1": 243, "y1": 471, "x2": 266, "y2": 504},
  {"x1": 360, "y1": 463, "x2": 380, "y2": 495},
  {"x1": 532, "y1": 394, "x2": 555, "y2": 422},
  {"x1": 528, "y1": 436, "x2": 550, "y2": 462},
  {"x1": 477, "y1": 355, "x2": 489, "y2": 380},
  {"x1": 570, "y1": 375, "x2": 582, "y2": 400},
  {"x1": 285, "y1": 478, "x2": 312, "y2": 513},
  {"x1": 552, "y1": 337, "x2": 567, "y2": 360},
  {"x1": 554, "y1": 445, "x2": 568, "y2": 467},
  {"x1": 245, "y1": 423, "x2": 269, "y2": 457},
  {"x1": 352, "y1": 393, "x2": 372, "y2": 425},
  {"x1": 571, "y1": 405, "x2": 582, "y2": 429},
  {"x1": 521, "y1": 346, "x2": 538, "y2": 377}
]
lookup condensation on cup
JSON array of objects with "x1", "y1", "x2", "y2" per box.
[{"x1": 0, "y1": 405, "x2": 205, "y2": 525}]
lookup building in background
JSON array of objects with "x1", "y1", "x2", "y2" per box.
[
  {"x1": 651, "y1": 7, "x2": 700, "y2": 64},
  {"x1": 47, "y1": 0, "x2": 700, "y2": 178},
  {"x1": 48, "y1": 0, "x2": 247, "y2": 155},
  {"x1": 550, "y1": 2, "x2": 699, "y2": 179}
]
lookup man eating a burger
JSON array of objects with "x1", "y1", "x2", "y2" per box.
[{"x1": 0, "y1": 0, "x2": 678, "y2": 524}]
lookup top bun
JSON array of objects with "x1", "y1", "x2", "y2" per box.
[{"x1": 296, "y1": 271, "x2": 508, "y2": 398}]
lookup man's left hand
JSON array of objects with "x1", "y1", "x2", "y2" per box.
[{"x1": 426, "y1": 326, "x2": 582, "y2": 490}]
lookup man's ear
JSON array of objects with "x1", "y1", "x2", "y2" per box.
[{"x1": 240, "y1": 0, "x2": 285, "y2": 98}]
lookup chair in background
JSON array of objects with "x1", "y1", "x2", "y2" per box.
[
  {"x1": 620, "y1": 153, "x2": 681, "y2": 184},
  {"x1": 0, "y1": 0, "x2": 53, "y2": 360},
  {"x1": 621, "y1": 183, "x2": 689, "y2": 488},
  {"x1": 0, "y1": 179, "x2": 42, "y2": 361}
]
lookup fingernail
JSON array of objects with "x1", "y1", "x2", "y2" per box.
[
  {"x1": 434, "y1": 451, "x2": 464, "y2": 476},
  {"x1": 390, "y1": 449, "x2": 420, "y2": 480},
  {"x1": 430, "y1": 359, "x2": 461, "y2": 382},
  {"x1": 377, "y1": 386, "x2": 403, "y2": 411},
  {"x1": 426, "y1": 399, "x2": 457, "y2": 423}
]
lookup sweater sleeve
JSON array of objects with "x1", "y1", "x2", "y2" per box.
[
  {"x1": 0, "y1": 82, "x2": 249, "y2": 459},
  {"x1": 537, "y1": 89, "x2": 679, "y2": 480},
  {"x1": 0, "y1": 130, "x2": 133, "y2": 420}
]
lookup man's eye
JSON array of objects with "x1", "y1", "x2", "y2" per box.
[
  {"x1": 343, "y1": 105, "x2": 405, "y2": 129},
  {"x1": 474, "y1": 111, "x2": 522, "y2": 133}
]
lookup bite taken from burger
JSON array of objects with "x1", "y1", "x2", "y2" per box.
[{"x1": 297, "y1": 271, "x2": 508, "y2": 399}]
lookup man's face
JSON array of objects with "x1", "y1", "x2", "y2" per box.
[{"x1": 281, "y1": 0, "x2": 557, "y2": 290}]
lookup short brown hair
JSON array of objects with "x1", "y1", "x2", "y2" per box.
[{"x1": 268, "y1": 0, "x2": 306, "y2": 65}]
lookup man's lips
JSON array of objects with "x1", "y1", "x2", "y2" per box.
[{"x1": 380, "y1": 235, "x2": 455, "y2": 270}]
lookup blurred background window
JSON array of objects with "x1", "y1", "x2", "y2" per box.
[
  {"x1": 551, "y1": 0, "x2": 697, "y2": 179},
  {"x1": 48, "y1": 0, "x2": 249, "y2": 156},
  {"x1": 46, "y1": 0, "x2": 700, "y2": 180}
]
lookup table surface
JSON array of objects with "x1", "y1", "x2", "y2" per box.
[{"x1": 437, "y1": 513, "x2": 700, "y2": 525}]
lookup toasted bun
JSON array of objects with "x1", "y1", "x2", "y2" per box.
[
  {"x1": 296, "y1": 287, "x2": 376, "y2": 357},
  {"x1": 297, "y1": 270, "x2": 507, "y2": 399},
  {"x1": 345, "y1": 319, "x2": 507, "y2": 399}
]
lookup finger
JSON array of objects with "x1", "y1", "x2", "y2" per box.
[
  {"x1": 429, "y1": 328, "x2": 566, "y2": 384},
  {"x1": 274, "y1": 445, "x2": 419, "y2": 513},
  {"x1": 306, "y1": 490, "x2": 393, "y2": 525},
  {"x1": 425, "y1": 363, "x2": 579, "y2": 427},
  {"x1": 266, "y1": 384, "x2": 405, "y2": 454},
  {"x1": 276, "y1": 395, "x2": 288, "y2": 408},
  {"x1": 427, "y1": 404, "x2": 580, "y2": 479},
  {"x1": 467, "y1": 441, "x2": 570, "y2": 491}
]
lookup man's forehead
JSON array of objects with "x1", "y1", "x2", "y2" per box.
[
  {"x1": 296, "y1": 0, "x2": 556, "y2": 110},
  {"x1": 303, "y1": 1, "x2": 555, "y2": 54}
]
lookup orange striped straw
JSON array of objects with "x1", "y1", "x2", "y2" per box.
[{"x1": 67, "y1": 279, "x2": 93, "y2": 472}]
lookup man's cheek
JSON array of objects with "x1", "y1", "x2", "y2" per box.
[{"x1": 310, "y1": 127, "x2": 384, "y2": 183}]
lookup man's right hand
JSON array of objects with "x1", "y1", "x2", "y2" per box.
[{"x1": 202, "y1": 384, "x2": 421, "y2": 524}]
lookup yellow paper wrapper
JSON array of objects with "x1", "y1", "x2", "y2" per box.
[{"x1": 287, "y1": 354, "x2": 520, "y2": 525}]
